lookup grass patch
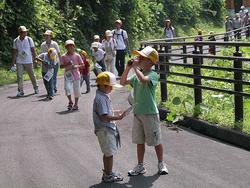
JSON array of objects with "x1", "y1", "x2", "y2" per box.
[{"x1": 158, "y1": 46, "x2": 250, "y2": 135}]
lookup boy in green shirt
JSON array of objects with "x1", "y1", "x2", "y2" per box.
[{"x1": 120, "y1": 46, "x2": 168, "y2": 175}]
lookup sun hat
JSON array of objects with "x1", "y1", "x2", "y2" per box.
[
  {"x1": 65, "y1": 40, "x2": 75, "y2": 47},
  {"x1": 96, "y1": 71, "x2": 122, "y2": 88},
  {"x1": 18, "y1": 26, "x2": 28, "y2": 33},
  {"x1": 43, "y1": 30, "x2": 53, "y2": 36},
  {"x1": 132, "y1": 46, "x2": 159, "y2": 64},
  {"x1": 115, "y1": 19, "x2": 122, "y2": 25},
  {"x1": 94, "y1": 35, "x2": 100, "y2": 40},
  {"x1": 91, "y1": 42, "x2": 99, "y2": 48},
  {"x1": 105, "y1": 30, "x2": 112, "y2": 37}
]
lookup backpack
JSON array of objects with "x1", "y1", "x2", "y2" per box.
[
  {"x1": 14, "y1": 36, "x2": 32, "y2": 49},
  {"x1": 113, "y1": 29, "x2": 125, "y2": 43}
]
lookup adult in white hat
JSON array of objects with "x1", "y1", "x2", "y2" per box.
[
  {"x1": 11, "y1": 25, "x2": 39, "y2": 97},
  {"x1": 102, "y1": 30, "x2": 117, "y2": 74},
  {"x1": 112, "y1": 19, "x2": 129, "y2": 77},
  {"x1": 40, "y1": 30, "x2": 61, "y2": 94}
]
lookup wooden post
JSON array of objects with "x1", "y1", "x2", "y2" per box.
[
  {"x1": 183, "y1": 45, "x2": 187, "y2": 64},
  {"x1": 193, "y1": 49, "x2": 202, "y2": 106},
  {"x1": 233, "y1": 46, "x2": 243, "y2": 130},
  {"x1": 158, "y1": 45, "x2": 167, "y2": 102}
]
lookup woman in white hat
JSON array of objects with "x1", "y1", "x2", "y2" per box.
[{"x1": 102, "y1": 30, "x2": 117, "y2": 74}]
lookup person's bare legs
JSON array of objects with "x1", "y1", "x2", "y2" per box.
[
  {"x1": 103, "y1": 155, "x2": 113, "y2": 175},
  {"x1": 137, "y1": 144, "x2": 145, "y2": 164},
  {"x1": 155, "y1": 144, "x2": 163, "y2": 162}
]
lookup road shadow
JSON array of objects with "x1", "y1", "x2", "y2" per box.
[
  {"x1": 89, "y1": 174, "x2": 160, "y2": 188},
  {"x1": 7, "y1": 93, "x2": 35, "y2": 99},
  {"x1": 56, "y1": 109, "x2": 80, "y2": 115}
]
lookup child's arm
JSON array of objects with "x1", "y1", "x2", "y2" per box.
[
  {"x1": 100, "y1": 111, "x2": 125, "y2": 122},
  {"x1": 133, "y1": 66, "x2": 150, "y2": 83},
  {"x1": 120, "y1": 64, "x2": 132, "y2": 86}
]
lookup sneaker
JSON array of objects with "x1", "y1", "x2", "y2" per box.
[
  {"x1": 72, "y1": 105, "x2": 78, "y2": 111},
  {"x1": 34, "y1": 88, "x2": 39, "y2": 94},
  {"x1": 128, "y1": 164, "x2": 146, "y2": 176},
  {"x1": 16, "y1": 91, "x2": 24, "y2": 97},
  {"x1": 102, "y1": 172, "x2": 123, "y2": 183},
  {"x1": 67, "y1": 102, "x2": 73, "y2": 111},
  {"x1": 48, "y1": 96, "x2": 53, "y2": 100},
  {"x1": 158, "y1": 162, "x2": 168, "y2": 175}
]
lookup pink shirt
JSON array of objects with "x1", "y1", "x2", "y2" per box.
[{"x1": 61, "y1": 53, "x2": 83, "y2": 80}]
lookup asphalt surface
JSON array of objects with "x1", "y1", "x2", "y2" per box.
[{"x1": 0, "y1": 76, "x2": 249, "y2": 188}]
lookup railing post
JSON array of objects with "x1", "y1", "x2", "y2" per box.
[
  {"x1": 193, "y1": 49, "x2": 202, "y2": 106},
  {"x1": 233, "y1": 46, "x2": 243, "y2": 130},
  {"x1": 183, "y1": 45, "x2": 187, "y2": 64},
  {"x1": 158, "y1": 46, "x2": 167, "y2": 102}
]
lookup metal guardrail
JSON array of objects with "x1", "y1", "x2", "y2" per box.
[{"x1": 140, "y1": 26, "x2": 250, "y2": 130}]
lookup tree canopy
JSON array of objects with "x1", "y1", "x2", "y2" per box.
[{"x1": 0, "y1": 0, "x2": 225, "y2": 65}]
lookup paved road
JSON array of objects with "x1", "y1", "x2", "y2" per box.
[{"x1": 0, "y1": 76, "x2": 249, "y2": 188}]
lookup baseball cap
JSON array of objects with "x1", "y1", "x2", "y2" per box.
[
  {"x1": 65, "y1": 40, "x2": 75, "y2": 47},
  {"x1": 43, "y1": 30, "x2": 53, "y2": 36},
  {"x1": 105, "y1": 30, "x2": 112, "y2": 37},
  {"x1": 96, "y1": 71, "x2": 122, "y2": 88},
  {"x1": 132, "y1": 46, "x2": 159, "y2": 64},
  {"x1": 18, "y1": 26, "x2": 28, "y2": 33},
  {"x1": 91, "y1": 42, "x2": 99, "y2": 48},
  {"x1": 115, "y1": 19, "x2": 122, "y2": 25},
  {"x1": 94, "y1": 35, "x2": 100, "y2": 40},
  {"x1": 48, "y1": 48, "x2": 57, "y2": 61}
]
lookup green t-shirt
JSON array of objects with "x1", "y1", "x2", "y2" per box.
[{"x1": 130, "y1": 70, "x2": 159, "y2": 115}]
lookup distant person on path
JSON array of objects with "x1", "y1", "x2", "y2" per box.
[
  {"x1": 239, "y1": 6, "x2": 246, "y2": 19},
  {"x1": 225, "y1": 16, "x2": 233, "y2": 41},
  {"x1": 40, "y1": 30, "x2": 61, "y2": 94},
  {"x1": 79, "y1": 50, "x2": 91, "y2": 94},
  {"x1": 208, "y1": 31, "x2": 216, "y2": 55},
  {"x1": 36, "y1": 48, "x2": 58, "y2": 100},
  {"x1": 102, "y1": 30, "x2": 117, "y2": 74},
  {"x1": 120, "y1": 46, "x2": 169, "y2": 176},
  {"x1": 243, "y1": 10, "x2": 250, "y2": 38},
  {"x1": 112, "y1": 19, "x2": 129, "y2": 77},
  {"x1": 194, "y1": 29, "x2": 203, "y2": 52},
  {"x1": 60, "y1": 40, "x2": 83, "y2": 111},
  {"x1": 11, "y1": 26, "x2": 39, "y2": 97},
  {"x1": 92, "y1": 42, "x2": 106, "y2": 76},
  {"x1": 164, "y1": 19, "x2": 175, "y2": 51},
  {"x1": 233, "y1": 13, "x2": 243, "y2": 40},
  {"x1": 93, "y1": 71, "x2": 125, "y2": 183}
]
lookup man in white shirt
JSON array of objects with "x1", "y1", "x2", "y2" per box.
[
  {"x1": 112, "y1": 19, "x2": 129, "y2": 77},
  {"x1": 41, "y1": 30, "x2": 61, "y2": 93},
  {"x1": 11, "y1": 26, "x2": 38, "y2": 97}
]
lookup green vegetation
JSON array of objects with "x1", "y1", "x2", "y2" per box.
[{"x1": 160, "y1": 46, "x2": 250, "y2": 134}]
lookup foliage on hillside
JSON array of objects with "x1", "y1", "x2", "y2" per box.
[{"x1": 0, "y1": 0, "x2": 225, "y2": 66}]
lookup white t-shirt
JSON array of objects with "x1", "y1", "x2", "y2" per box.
[
  {"x1": 40, "y1": 40, "x2": 60, "y2": 54},
  {"x1": 112, "y1": 29, "x2": 128, "y2": 50},
  {"x1": 13, "y1": 36, "x2": 35, "y2": 64},
  {"x1": 92, "y1": 49, "x2": 105, "y2": 62},
  {"x1": 102, "y1": 38, "x2": 117, "y2": 55}
]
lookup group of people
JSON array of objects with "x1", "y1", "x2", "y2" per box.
[
  {"x1": 225, "y1": 6, "x2": 250, "y2": 40},
  {"x1": 11, "y1": 19, "x2": 168, "y2": 184}
]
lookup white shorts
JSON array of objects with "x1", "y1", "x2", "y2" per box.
[
  {"x1": 64, "y1": 79, "x2": 81, "y2": 98},
  {"x1": 96, "y1": 129, "x2": 118, "y2": 157},
  {"x1": 132, "y1": 114, "x2": 162, "y2": 146}
]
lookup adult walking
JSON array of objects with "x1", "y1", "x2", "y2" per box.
[
  {"x1": 40, "y1": 30, "x2": 61, "y2": 94},
  {"x1": 102, "y1": 30, "x2": 117, "y2": 74},
  {"x1": 164, "y1": 19, "x2": 175, "y2": 52},
  {"x1": 112, "y1": 19, "x2": 129, "y2": 77},
  {"x1": 233, "y1": 13, "x2": 243, "y2": 40},
  {"x1": 11, "y1": 26, "x2": 38, "y2": 97}
]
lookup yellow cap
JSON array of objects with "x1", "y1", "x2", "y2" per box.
[
  {"x1": 132, "y1": 46, "x2": 159, "y2": 64},
  {"x1": 80, "y1": 50, "x2": 88, "y2": 58},
  {"x1": 96, "y1": 71, "x2": 122, "y2": 88},
  {"x1": 47, "y1": 48, "x2": 57, "y2": 61}
]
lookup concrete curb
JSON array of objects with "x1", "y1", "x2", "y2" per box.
[{"x1": 159, "y1": 108, "x2": 250, "y2": 151}]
